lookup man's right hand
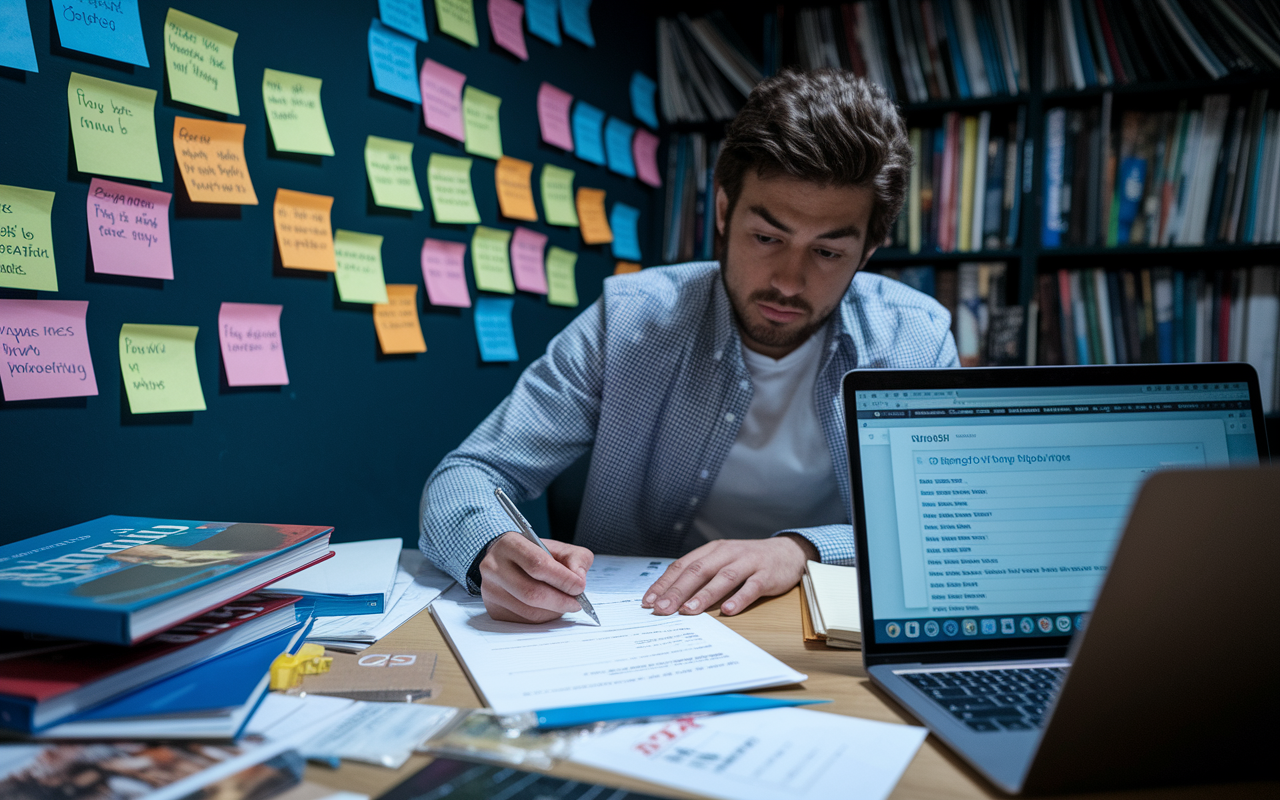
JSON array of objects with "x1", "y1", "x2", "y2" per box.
[{"x1": 479, "y1": 532, "x2": 595, "y2": 624}]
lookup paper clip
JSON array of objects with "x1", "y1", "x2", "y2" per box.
[{"x1": 270, "y1": 643, "x2": 333, "y2": 690}]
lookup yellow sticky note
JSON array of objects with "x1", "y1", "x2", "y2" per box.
[
  {"x1": 174, "y1": 118, "x2": 258, "y2": 204},
  {"x1": 274, "y1": 189, "x2": 336, "y2": 272},
  {"x1": 495, "y1": 157, "x2": 537, "y2": 222},
  {"x1": 463, "y1": 86, "x2": 503, "y2": 160},
  {"x1": 471, "y1": 226, "x2": 514, "y2": 294},
  {"x1": 365, "y1": 136, "x2": 423, "y2": 211},
  {"x1": 576, "y1": 187, "x2": 613, "y2": 244},
  {"x1": 333, "y1": 229, "x2": 388, "y2": 305},
  {"x1": 541, "y1": 164, "x2": 578, "y2": 227},
  {"x1": 164, "y1": 8, "x2": 239, "y2": 115},
  {"x1": 374, "y1": 284, "x2": 427, "y2": 354},
  {"x1": 546, "y1": 246, "x2": 578, "y2": 307},
  {"x1": 262, "y1": 69, "x2": 334, "y2": 156},
  {"x1": 614, "y1": 261, "x2": 641, "y2": 275},
  {"x1": 67, "y1": 73, "x2": 161, "y2": 183},
  {"x1": 435, "y1": 0, "x2": 479, "y2": 46},
  {"x1": 0, "y1": 185, "x2": 57, "y2": 292},
  {"x1": 120, "y1": 323, "x2": 206, "y2": 414},
  {"x1": 427, "y1": 153, "x2": 481, "y2": 224}
]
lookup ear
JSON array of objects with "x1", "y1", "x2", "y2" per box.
[{"x1": 715, "y1": 185, "x2": 729, "y2": 237}]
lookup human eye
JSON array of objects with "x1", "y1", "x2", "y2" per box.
[
  {"x1": 754, "y1": 233, "x2": 780, "y2": 244},
  {"x1": 814, "y1": 248, "x2": 842, "y2": 259}
]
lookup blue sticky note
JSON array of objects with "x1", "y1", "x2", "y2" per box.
[
  {"x1": 560, "y1": 0, "x2": 594, "y2": 47},
  {"x1": 368, "y1": 19, "x2": 421, "y2": 104},
  {"x1": 52, "y1": 0, "x2": 148, "y2": 66},
  {"x1": 605, "y1": 118, "x2": 637, "y2": 178},
  {"x1": 572, "y1": 101, "x2": 606, "y2": 166},
  {"x1": 630, "y1": 72, "x2": 658, "y2": 129},
  {"x1": 378, "y1": 0, "x2": 428, "y2": 42},
  {"x1": 526, "y1": 0, "x2": 560, "y2": 45},
  {"x1": 0, "y1": 0, "x2": 39, "y2": 72},
  {"x1": 475, "y1": 297, "x2": 519, "y2": 362},
  {"x1": 610, "y1": 203, "x2": 641, "y2": 261}
]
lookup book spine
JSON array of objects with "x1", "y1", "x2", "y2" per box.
[
  {"x1": 1058, "y1": 269, "x2": 1079, "y2": 365},
  {"x1": 1058, "y1": 0, "x2": 1087, "y2": 89},
  {"x1": 1093, "y1": 268, "x2": 1117, "y2": 364},
  {"x1": 1154, "y1": 268, "x2": 1174, "y2": 363},
  {"x1": 1069, "y1": 0, "x2": 1100, "y2": 86},
  {"x1": 1071, "y1": 270, "x2": 1093, "y2": 364},
  {"x1": 909, "y1": 128, "x2": 922, "y2": 253},
  {"x1": 1043, "y1": 108, "x2": 1066, "y2": 248},
  {"x1": 959, "y1": 116, "x2": 979, "y2": 252},
  {"x1": 938, "y1": 0, "x2": 972, "y2": 97},
  {"x1": 1007, "y1": 107, "x2": 1026, "y2": 248},
  {"x1": 970, "y1": 112, "x2": 991, "y2": 250},
  {"x1": 1140, "y1": 267, "x2": 1158, "y2": 363},
  {"x1": 1172, "y1": 269, "x2": 1186, "y2": 361}
]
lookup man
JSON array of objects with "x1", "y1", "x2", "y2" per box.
[{"x1": 420, "y1": 69, "x2": 958, "y2": 624}]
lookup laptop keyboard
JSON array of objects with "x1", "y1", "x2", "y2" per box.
[{"x1": 902, "y1": 667, "x2": 1067, "y2": 732}]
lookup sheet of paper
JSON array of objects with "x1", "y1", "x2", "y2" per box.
[
  {"x1": 494, "y1": 156, "x2": 537, "y2": 221},
  {"x1": 119, "y1": 323, "x2": 206, "y2": 414},
  {"x1": 614, "y1": 260, "x2": 641, "y2": 275},
  {"x1": 365, "y1": 136, "x2": 423, "y2": 211},
  {"x1": 54, "y1": 0, "x2": 148, "y2": 67},
  {"x1": 374, "y1": 284, "x2": 427, "y2": 354},
  {"x1": 419, "y1": 58, "x2": 465, "y2": 141},
  {"x1": 571, "y1": 101, "x2": 606, "y2": 165},
  {"x1": 559, "y1": 0, "x2": 595, "y2": 47},
  {"x1": 268, "y1": 538, "x2": 401, "y2": 601},
  {"x1": 604, "y1": 117, "x2": 636, "y2": 178},
  {"x1": 525, "y1": 0, "x2": 560, "y2": 45},
  {"x1": 334, "y1": 229, "x2": 388, "y2": 305},
  {"x1": 487, "y1": 0, "x2": 528, "y2": 60},
  {"x1": 308, "y1": 550, "x2": 455, "y2": 645},
  {"x1": 298, "y1": 700, "x2": 455, "y2": 769},
  {"x1": 545, "y1": 245, "x2": 578, "y2": 307},
  {"x1": 274, "y1": 188, "x2": 336, "y2": 272},
  {"x1": 473, "y1": 296, "x2": 517, "y2": 362},
  {"x1": 435, "y1": 0, "x2": 479, "y2": 46},
  {"x1": 379, "y1": 0, "x2": 428, "y2": 41},
  {"x1": 67, "y1": 72, "x2": 161, "y2": 182},
  {"x1": 174, "y1": 118, "x2": 258, "y2": 204},
  {"x1": 87, "y1": 178, "x2": 173, "y2": 280},
  {"x1": 218, "y1": 302, "x2": 288, "y2": 386},
  {"x1": 609, "y1": 202, "x2": 641, "y2": 261},
  {"x1": 630, "y1": 71, "x2": 658, "y2": 129},
  {"x1": 0, "y1": 299, "x2": 97, "y2": 401},
  {"x1": 368, "y1": 19, "x2": 421, "y2": 103},
  {"x1": 536, "y1": 82, "x2": 574, "y2": 151},
  {"x1": 262, "y1": 69, "x2": 334, "y2": 156},
  {"x1": 420, "y1": 237, "x2": 471, "y2": 307},
  {"x1": 164, "y1": 8, "x2": 239, "y2": 115},
  {"x1": 462, "y1": 86, "x2": 503, "y2": 160},
  {"x1": 582, "y1": 555, "x2": 673, "y2": 594},
  {"x1": 510, "y1": 226, "x2": 547, "y2": 294},
  {"x1": 0, "y1": 0, "x2": 38, "y2": 72},
  {"x1": 540, "y1": 164, "x2": 578, "y2": 227},
  {"x1": 633, "y1": 129, "x2": 662, "y2": 188},
  {"x1": 575, "y1": 187, "x2": 612, "y2": 245},
  {"x1": 806, "y1": 561, "x2": 861, "y2": 633},
  {"x1": 470, "y1": 226, "x2": 514, "y2": 294},
  {"x1": 571, "y1": 708, "x2": 927, "y2": 800},
  {"x1": 0, "y1": 184, "x2": 57, "y2": 292},
  {"x1": 427, "y1": 153, "x2": 481, "y2": 224}
]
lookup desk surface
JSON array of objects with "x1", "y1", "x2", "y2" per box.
[{"x1": 308, "y1": 588, "x2": 1276, "y2": 800}]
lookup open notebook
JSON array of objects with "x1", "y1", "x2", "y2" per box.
[{"x1": 801, "y1": 561, "x2": 862, "y2": 649}]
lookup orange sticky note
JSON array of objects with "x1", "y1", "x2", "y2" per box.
[
  {"x1": 273, "y1": 189, "x2": 336, "y2": 272},
  {"x1": 174, "y1": 118, "x2": 258, "y2": 205},
  {"x1": 576, "y1": 187, "x2": 612, "y2": 245},
  {"x1": 614, "y1": 261, "x2": 641, "y2": 275},
  {"x1": 373, "y1": 284, "x2": 427, "y2": 354},
  {"x1": 495, "y1": 156, "x2": 537, "y2": 222}
]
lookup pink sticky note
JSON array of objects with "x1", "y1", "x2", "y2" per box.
[
  {"x1": 488, "y1": 0, "x2": 528, "y2": 61},
  {"x1": 511, "y1": 226, "x2": 548, "y2": 294},
  {"x1": 633, "y1": 130, "x2": 662, "y2": 188},
  {"x1": 421, "y1": 238, "x2": 472, "y2": 308},
  {"x1": 218, "y1": 303, "x2": 289, "y2": 386},
  {"x1": 86, "y1": 178, "x2": 174, "y2": 279},
  {"x1": 0, "y1": 299, "x2": 99, "y2": 401},
  {"x1": 420, "y1": 59, "x2": 467, "y2": 142},
  {"x1": 537, "y1": 82, "x2": 575, "y2": 151}
]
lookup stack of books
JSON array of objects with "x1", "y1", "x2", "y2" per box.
[
  {"x1": 657, "y1": 13, "x2": 763, "y2": 124},
  {"x1": 662, "y1": 134, "x2": 721, "y2": 265},
  {"x1": 800, "y1": 561, "x2": 863, "y2": 649}
]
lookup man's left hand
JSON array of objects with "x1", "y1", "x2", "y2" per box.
[{"x1": 642, "y1": 534, "x2": 819, "y2": 616}]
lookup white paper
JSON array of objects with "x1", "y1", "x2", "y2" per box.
[
  {"x1": 584, "y1": 554, "x2": 674, "y2": 595},
  {"x1": 570, "y1": 707, "x2": 927, "y2": 800},
  {"x1": 265, "y1": 538, "x2": 403, "y2": 607},
  {"x1": 307, "y1": 549, "x2": 454, "y2": 646},
  {"x1": 296, "y1": 700, "x2": 456, "y2": 768}
]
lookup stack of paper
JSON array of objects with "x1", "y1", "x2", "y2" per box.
[
  {"x1": 265, "y1": 538, "x2": 403, "y2": 616},
  {"x1": 801, "y1": 560, "x2": 862, "y2": 649},
  {"x1": 306, "y1": 550, "x2": 454, "y2": 651}
]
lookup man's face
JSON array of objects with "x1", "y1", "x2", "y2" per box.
[{"x1": 717, "y1": 171, "x2": 878, "y2": 358}]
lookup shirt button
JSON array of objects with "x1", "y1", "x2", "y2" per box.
[
  {"x1": 738, "y1": 379, "x2": 749, "y2": 390},
  {"x1": 689, "y1": 496, "x2": 698, "y2": 505},
  {"x1": 673, "y1": 522, "x2": 684, "y2": 531},
  {"x1": 713, "y1": 349, "x2": 723, "y2": 361},
  {"x1": 724, "y1": 412, "x2": 735, "y2": 423},
  {"x1": 699, "y1": 470, "x2": 709, "y2": 479}
]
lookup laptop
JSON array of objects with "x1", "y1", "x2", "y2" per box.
[{"x1": 842, "y1": 364, "x2": 1277, "y2": 794}]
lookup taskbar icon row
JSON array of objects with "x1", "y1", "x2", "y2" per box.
[{"x1": 880, "y1": 613, "x2": 1086, "y2": 642}]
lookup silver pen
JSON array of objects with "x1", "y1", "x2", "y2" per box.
[{"x1": 494, "y1": 487, "x2": 600, "y2": 625}]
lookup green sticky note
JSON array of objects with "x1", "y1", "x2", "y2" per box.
[
  {"x1": 262, "y1": 69, "x2": 334, "y2": 156},
  {"x1": 427, "y1": 153, "x2": 481, "y2": 224},
  {"x1": 545, "y1": 246, "x2": 578, "y2": 307},
  {"x1": 541, "y1": 164, "x2": 579, "y2": 227},
  {"x1": 365, "y1": 136, "x2": 423, "y2": 211},
  {"x1": 471, "y1": 226, "x2": 514, "y2": 294},
  {"x1": 67, "y1": 72, "x2": 162, "y2": 183},
  {"x1": 435, "y1": 0, "x2": 479, "y2": 46},
  {"x1": 333, "y1": 229, "x2": 388, "y2": 304},
  {"x1": 120, "y1": 323, "x2": 206, "y2": 414},
  {"x1": 163, "y1": 8, "x2": 239, "y2": 116},
  {"x1": 463, "y1": 86, "x2": 503, "y2": 160},
  {"x1": 0, "y1": 185, "x2": 57, "y2": 292}
]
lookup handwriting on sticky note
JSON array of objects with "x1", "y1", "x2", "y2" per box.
[
  {"x1": 537, "y1": 83, "x2": 574, "y2": 151},
  {"x1": 67, "y1": 72, "x2": 161, "y2": 182},
  {"x1": 419, "y1": 59, "x2": 466, "y2": 141},
  {"x1": 0, "y1": 0, "x2": 39, "y2": 72},
  {"x1": 420, "y1": 238, "x2": 471, "y2": 308},
  {"x1": 572, "y1": 101, "x2": 606, "y2": 165},
  {"x1": 609, "y1": 202, "x2": 641, "y2": 262},
  {"x1": 435, "y1": 0, "x2": 479, "y2": 46},
  {"x1": 525, "y1": 0, "x2": 560, "y2": 45},
  {"x1": 368, "y1": 19, "x2": 421, "y2": 103},
  {"x1": 560, "y1": 0, "x2": 595, "y2": 46},
  {"x1": 511, "y1": 226, "x2": 548, "y2": 294},
  {"x1": 379, "y1": 0, "x2": 428, "y2": 41},
  {"x1": 546, "y1": 246, "x2": 579, "y2": 307},
  {"x1": 634, "y1": 130, "x2": 662, "y2": 188},
  {"x1": 364, "y1": 136, "x2": 423, "y2": 211},
  {"x1": 488, "y1": 0, "x2": 528, "y2": 59},
  {"x1": 334, "y1": 230, "x2": 388, "y2": 305},
  {"x1": 174, "y1": 118, "x2": 258, "y2": 204},
  {"x1": 471, "y1": 226, "x2": 514, "y2": 294},
  {"x1": 54, "y1": 0, "x2": 148, "y2": 67},
  {"x1": 274, "y1": 189, "x2": 335, "y2": 272},
  {"x1": 87, "y1": 178, "x2": 173, "y2": 280},
  {"x1": 630, "y1": 72, "x2": 658, "y2": 129},
  {"x1": 0, "y1": 184, "x2": 57, "y2": 292},
  {"x1": 427, "y1": 154, "x2": 481, "y2": 224},
  {"x1": 495, "y1": 157, "x2": 537, "y2": 221},
  {"x1": 614, "y1": 261, "x2": 641, "y2": 275},
  {"x1": 119, "y1": 323, "x2": 206, "y2": 414},
  {"x1": 540, "y1": 164, "x2": 578, "y2": 227},
  {"x1": 218, "y1": 302, "x2": 288, "y2": 386},
  {"x1": 374, "y1": 284, "x2": 427, "y2": 354},
  {"x1": 0, "y1": 299, "x2": 98, "y2": 401},
  {"x1": 463, "y1": 86, "x2": 503, "y2": 160},
  {"x1": 164, "y1": 8, "x2": 239, "y2": 115},
  {"x1": 263, "y1": 69, "x2": 334, "y2": 156},
  {"x1": 474, "y1": 296, "x2": 517, "y2": 362},
  {"x1": 605, "y1": 118, "x2": 637, "y2": 178},
  {"x1": 576, "y1": 187, "x2": 612, "y2": 245}
]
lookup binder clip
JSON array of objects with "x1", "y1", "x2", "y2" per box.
[{"x1": 270, "y1": 643, "x2": 333, "y2": 690}]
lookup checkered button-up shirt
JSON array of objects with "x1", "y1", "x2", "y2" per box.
[{"x1": 419, "y1": 261, "x2": 959, "y2": 591}]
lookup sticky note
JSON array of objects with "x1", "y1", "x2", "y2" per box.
[
  {"x1": 164, "y1": 9, "x2": 239, "y2": 115},
  {"x1": 471, "y1": 226, "x2": 514, "y2": 294},
  {"x1": 0, "y1": 0, "x2": 38, "y2": 72},
  {"x1": 67, "y1": 73, "x2": 161, "y2": 183},
  {"x1": 0, "y1": 299, "x2": 97, "y2": 401},
  {"x1": 54, "y1": 0, "x2": 148, "y2": 67},
  {"x1": 262, "y1": 69, "x2": 334, "y2": 156},
  {"x1": 334, "y1": 230, "x2": 389, "y2": 305},
  {"x1": 218, "y1": 302, "x2": 288, "y2": 386},
  {"x1": 421, "y1": 237, "x2": 471, "y2": 307},
  {"x1": 474, "y1": 296, "x2": 517, "y2": 361},
  {"x1": 571, "y1": 101, "x2": 606, "y2": 165},
  {"x1": 537, "y1": 83, "x2": 574, "y2": 151},
  {"x1": 368, "y1": 19, "x2": 421, "y2": 103},
  {"x1": 119, "y1": 323, "x2": 205, "y2": 414},
  {"x1": 374, "y1": 284, "x2": 427, "y2": 354},
  {"x1": 540, "y1": 164, "x2": 578, "y2": 227},
  {"x1": 174, "y1": 118, "x2": 258, "y2": 204},
  {"x1": 495, "y1": 157, "x2": 537, "y2": 221},
  {"x1": 274, "y1": 188, "x2": 336, "y2": 272},
  {"x1": 487, "y1": 0, "x2": 528, "y2": 60},
  {"x1": 609, "y1": 202, "x2": 641, "y2": 261},
  {"x1": 546, "y1": 246, "x2": 578, "y2": 307},
  {"x1": 630, "y1": 72, "x2": 658, "y2": 129},
  {"x1": 427, "y1": 153, "x2": 481, "y2": 224},
  {"x1": 511, "y1": 226, "x2": 547, "y2": 294},
  {"x1": 435, "y1": 0, "x2": 478, "y2": 46},
  {"x1": 0, "y1": 185, "x2": 57, "y2": 292},
  {"x1": 525, "y1": 0, "x2": 560, "y2": 45},
  {"x1": 419, "y1": 58, "x2": 465, "y2": 142},
  {"x1": 560, "y1": 0, "x2": 594, "y2": 46},
  {"x1": 463, "y1": 86, "x2": 503, "y2": 160},
  {"x1": 576, "y1": 187, "x2": 612, "y2": 245},
  {"x1": 87, "y1": 179, "x2": 173, "y2": 280},
  {"x1": 614, "y1": 261, "x2": 641, "y2": 275},
  {"x1": 379, "y1": 0, "x2": 428, "y2": 41},
  {"x1": 633, "y1": 129, "x2": 662, "y2": 188},
  {"x1": 365, "y1": 136, "x2": 423, "y2": 211},
  {"x1": 604, "y1": 118, "x2": 636, "y2": 178}
]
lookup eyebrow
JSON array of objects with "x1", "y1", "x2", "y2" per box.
[{"x1": 748, "y1": 205, "x2": 862, "y2": 241}]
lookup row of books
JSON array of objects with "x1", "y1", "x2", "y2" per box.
[
  {"x1": 656, "y1": 13, "x2": 764, "y2": 124},
  {"x1": 662, "y1": 133, "x2": 720, "y2": 265}
]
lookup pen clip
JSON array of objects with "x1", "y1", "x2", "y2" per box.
[{"x1": 494, "y1": 487, "x2": 538, "y2": 540}]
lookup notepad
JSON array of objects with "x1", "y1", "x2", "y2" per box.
[
  {"x1": 803, "y1": 561, "x2": 861, "y2": 649},
  {"x1": 264, "y1": 538, "x2": 403, "y2": 616}
]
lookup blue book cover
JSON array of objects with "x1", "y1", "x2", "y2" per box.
[
  {"x1": 1116, "y1": 157, "x2": 1147, "y2": 243},
  {"x1": 1069, "y1": 0, "x2": 1099, "y2": 87},
  {"x1": 938, "y1": 1, "x2": 971, "y2": 99},
  {"x1": 972, "y1": 5, "x2": 1005, "y2": 96}
]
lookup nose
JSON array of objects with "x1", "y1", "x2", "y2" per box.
[{"x1": 770, "y1": 245, "x2": 807, "y2": 297}]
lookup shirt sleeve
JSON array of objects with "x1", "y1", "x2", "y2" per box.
[{"x1": 772, "y1": 524, "x2": 856, "y2": 566}]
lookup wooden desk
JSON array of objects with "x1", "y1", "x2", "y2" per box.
[{"x1": 308, "y1": 588, "x2": 1277, "y2": 800}]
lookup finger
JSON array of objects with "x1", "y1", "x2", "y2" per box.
[
  {"x1": 678, "y1": 563, "x2": 750, "y2": 614},
  {"x1": 652, "y1": 553, "x2": 731, "y2": 615},
  {"x1": 489, "y1": 560, "x2": 583, "y2": 615},
  {"x1": 719, "y1": 575, "x2": 767, "y2": 616},
  {"x1": 502, "y1": 533, "x2": 586, "y2": 595},
  {"x1": 643, "y1": 543, "x2": 715, "y2": 607},
  {"x1": 546, "y1": 540, "x2": 594, "y2": 579},
  {"x1": 482, "y1": 581, "x2": 565, "y2": 624}
]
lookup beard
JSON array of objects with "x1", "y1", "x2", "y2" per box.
[{"x1": 719, "y1": 237, "x2": 838, "y2": 353}]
